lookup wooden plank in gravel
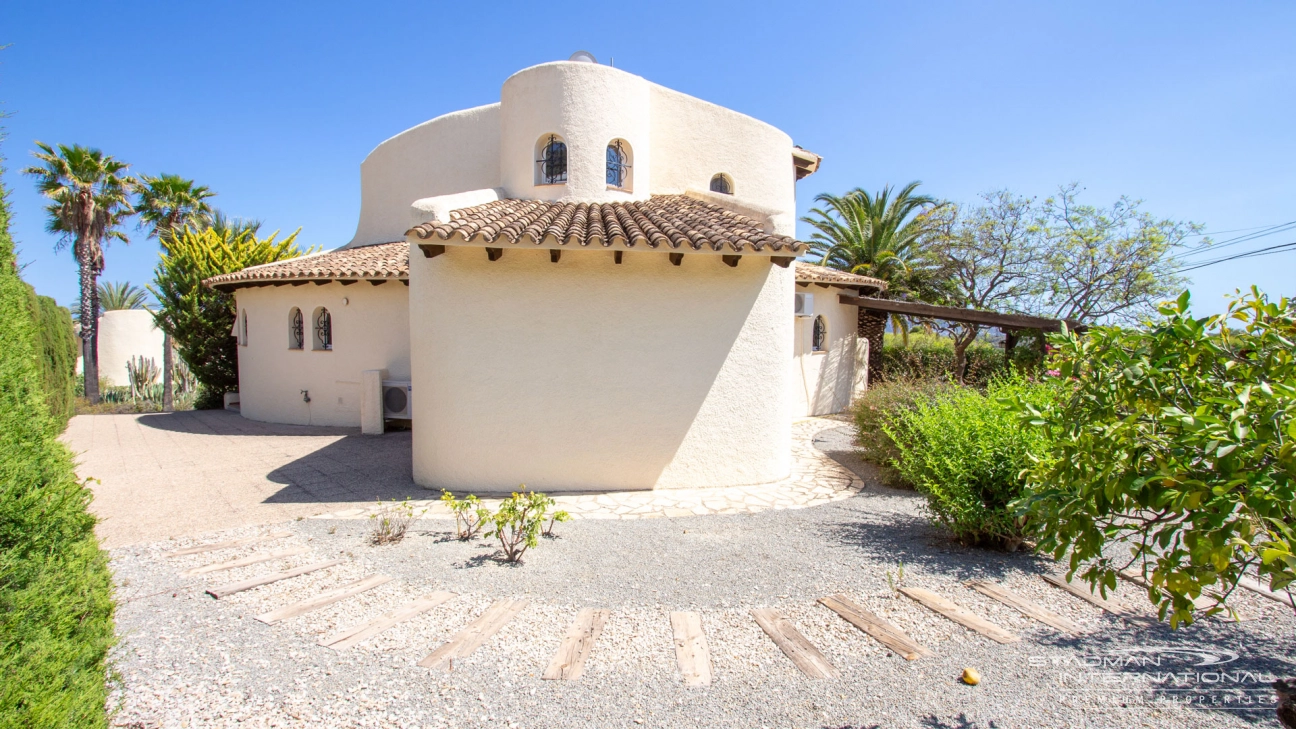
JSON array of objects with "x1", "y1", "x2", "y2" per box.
[
  {"x1": 256, "y1": 574, "x2": 393, "y2": 624},
  {"x1": 542, "y1": 608, "x2": 609, "y2": 681},
  {"x1": 180, "y1": 546, "x2": 309, "y2": 577},
  {"x1": 320, "y1": 591, "x2": 457, "y2": 651},
  {"x1": 899, "y1": 587, "x2": 1020, "y2": 644},
  {"x1": 670, "y1": 611, "x2": 713, "y2": 687},
  {"x1": 966, "y1": 580, "x2": 1081, "y2": 636},
  {"x1": 206, "y1": 559, "x2": 343, "y2": 599},
  {"x1": 1041, "y1": 574, "x2": 1135, "y2": 617},
  {"x1": 1239, "y1": 576, "x2": 1291, "y2": 605},
  {"x1": 817, "y1": 593, "x2": 933, "y2": 661},
  {"x1": 165, "y1": 531, "x2": 292, "y2": 558},
  {"x1": 751, "y1": 608, "x2": 839, "y2": 679},
  {"x1": 418, "y1": 598, "x2": 529, "y2": 670}
]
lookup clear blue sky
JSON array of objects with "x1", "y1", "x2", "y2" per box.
[{"x1": 2, "y1": 1, "x2": 1292, "y2": 315}]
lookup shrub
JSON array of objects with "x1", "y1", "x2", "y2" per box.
[
  {"x1": 484, "y1": 488, "x2": 561, "y2": 563},
  {"x1": 149, "y1": 225, "x2": 309, "y2": 409},
  {"x1": 440, "y1": 490, "x2": 489, "y2": 540},
  {"x1": 879, "y1": 332, "x2": 1006, "y2": 386},
  {"x1": 1009, "y1": 290, "x2": 1296, "y2": 626},
  {"x1": 368, "y1": 498, "x2": 415, "y2": 545},
  {"x1": 853, "y1": 377, "x2": 957, "y2": 487},
  {"x1": 24, "y1": 288, "x2": 78, "y2": 429},
  {"x1": 0, "y1": 165, "x2": 115, "y2": 726},
  {"x1": 883, "y1": 376, "x2": 1059, "y2": 548}
]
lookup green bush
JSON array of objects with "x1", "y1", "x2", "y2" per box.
[
  {"x1": 150, "y1": 225, "x2": 309, "y2": 409},
  {"x1": 23, "y1": 289, "x2": 78, "y2": 429},
  {"x1": 853, "y1": 377, "x2": 957, "y2": 487},
  {"x1": 879, "y1": 330, "x2": 1047, "y2": 386},
  {"x1": 883, "y1": 376, "x2": 1059, "y2": 547},
  {"x1": 1009, "y1": 290, "x2": 1296, "y2": 626},
  {"x1": 0, "y1": 167, "x2": 115, "y2": 726}
]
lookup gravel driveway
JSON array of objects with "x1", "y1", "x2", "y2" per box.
[{"x1": 109, "y1": 427, "x2": 1294, "y2": 729}]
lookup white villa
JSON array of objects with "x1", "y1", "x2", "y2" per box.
[{"x1": 206, "y1": 56, "x2": 885, "y2": 493}]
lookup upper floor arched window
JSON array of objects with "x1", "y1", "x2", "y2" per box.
[
  {"x1": 812, "y1": 315, "x2": 827, "y2": 352},
  {"x1": 536, "y1": 134, "x2": 567, "y2": 185},
  {"x1": 289, "y1": 307, "x2": 304, "y2": 350},
  {"x1": 710, "y1": 173, "x2": 733, "y2": 195},
  {"x1": 312, "y1": 307, "x2": 332, "y2": 351},
  {"x1": 606, "y1": 139, "x2": 632, "y2": 189}
]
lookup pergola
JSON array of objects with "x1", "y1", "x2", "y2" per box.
[{"x1": 838, "y1": 293, "x2": 1086, "y2": 363}]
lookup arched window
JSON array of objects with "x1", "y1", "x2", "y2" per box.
[
  {"x1": 238, "y1": 310, "x2": 248, "y2": 347},
  {"x1": 536, "y1": 134, "x2": 567, "y2": 185},
  {"x1": 812, "y1": 315, "x2": 827, "y2": 352},
  {"x1": 606, "y1": 139, "x2": 632, "y2": 189},
  {"x1": 288, "y1": 307, "x2": 304, "y2": 350},
  {"x1": 710, "y1": 173, "x2": 733, "y2": 195},
  {"x1": 312, "y1": 307, "x2": 332, "y2": 351}
]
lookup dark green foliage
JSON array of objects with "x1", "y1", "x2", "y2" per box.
[
  {"x1": 853, "y1": 378, "x2": 957, "y2": 488},
  {"x1": 1009, "y1": 290, "x2": 1296, "y2": 626},
  {"x1": 883, "y1": 376, "x2": 1060, "y2": 547},
  {"x1": 0, "y1": 168, "x2": 115, "y2": 726},
  {"x1": 23, "y1": 288, "x2": 78, "y2": 428},
  {"x1": 149, "y1": 225, "x2": 307, "y2": 409},
  {"x1": 879, "y1": 332, "x2": 1006, "y2": 386}
]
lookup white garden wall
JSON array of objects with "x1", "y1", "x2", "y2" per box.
[{"x1": 96, "y1": 309, "x2": 165, "y2": 388}]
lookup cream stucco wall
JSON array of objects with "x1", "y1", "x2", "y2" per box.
[
  {"x1": 409, "y1": 246, "x2": 793, "y2": 492},
  {"x1": 347, "y1": 104, "x2": 501, "y2": 247},
  {"x1": 234, "y1": 282, "x2": 410, "y2": 427},
  {"x1": 792, "y1": 285, "x2": 860, "y2": 417},
  {"x1": 96, "y1": 309, "x2": 165, "y2": 388}
]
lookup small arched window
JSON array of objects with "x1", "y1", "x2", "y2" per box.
[
  {"x1": 288, "y1": 307, "x2": 304, "y2": 350},
  {"x1": 312, "y1": 307, "x2": 332, "y2": 351},
  {"x1": 606, "y1": 139, "x2": 632, "y2": 189},
  {"x1": 238, "y1": 310, "x2": 249, "y2": 347},
  {"x1": 536, "y1": 134, "x2": 567, "y2": 185},
  {"x1": 812, "y1": 315, "x2": 827, "y2": 352},
  {"x1": 710, "y1": 173, "x2": 733, "y2": 195}
]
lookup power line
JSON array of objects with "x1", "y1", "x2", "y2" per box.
[
  {"x1": 1183, "y1": 221, "x2": 1296, "y2": 237},
  {"x1": 1178, "y1": 220, "x2": 1296, "y2": 258},
  {"x1": 1175, "y1": 239, "x2": 1296, "y2": 273}
]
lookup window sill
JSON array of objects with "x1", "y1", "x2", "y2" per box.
[
  {"x1": 607, "y1": 185, "x2": 632, "y2": 192},
  {"x1": 809, "y1": 350, "x2": 827, "y2": 355},
  {"x1": 535, "y1": 182, "x2": 567, "y2": 187}
]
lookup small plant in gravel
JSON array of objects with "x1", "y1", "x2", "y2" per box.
[
  {"x1": 886, "y1": 560, "x2": 906, "y2": 592},
  {"x1": 441, "y1": 490, "x2": 489, "y2": 540},
  {"x1": 368, "y1": 498, "x2": 415, "y2": 545},
  {"x1": 543, "y1": 508, "x2": 571, "y2": 538},
  {"x1": 485, "y1": 487, "x2": 559, "y2": 563}
]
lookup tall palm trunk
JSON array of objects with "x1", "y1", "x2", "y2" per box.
[{"x1": 78, "y1": 254, "x2": 100, "y2": 403}]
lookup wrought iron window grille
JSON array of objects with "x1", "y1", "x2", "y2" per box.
[
  {"x1": 710, "y1": 174, "x2": 733, "y2": 195},
  {"x1": 536, "y1": 135, "x2": 567, "y2": 184},
  {"x1": 606, "y1": 140, "x2": 631, "y2": 188},
  {"x1": 315, "y1": 308, "x2": 332, "y2": 351},
  {"x1": 812, "y1": 316, "x2": 827, "y2": 352},
  {"x1": 289, "y1": 308, "x2": 304, "y2": 349}
]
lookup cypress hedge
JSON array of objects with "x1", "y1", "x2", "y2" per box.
[
  {"x1": 24, "y1": 287, "x2": 78, "y2": 429},
  {"x1": 0, "y1": 168, "x2": 114, "y2": 727}
]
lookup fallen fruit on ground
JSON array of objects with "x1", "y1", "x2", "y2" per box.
[{"x1": 962, "y1": 667, "x2": 981, "y2": 685}]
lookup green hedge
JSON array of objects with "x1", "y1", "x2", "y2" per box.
[
  {"x1": 24, "y1": 288, "x2": 78, "y2": 429},
  {"x1": 0, "y1": 170, "x2": 114, "y2": 727},
  {"x1": 878, "y1": 331, "x2": 1046, "y2": 386}
]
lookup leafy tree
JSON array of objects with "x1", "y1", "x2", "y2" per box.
[
  {"x1": 149, "y1": 225, "x2": 308, "y2": 408},
  {"x1": 1033, "y1": 183, "x2": 1200, "y2": 323},
  {"x1": 924, "y1": 191, "x2": 1047, "y2": 382},
  {"x1": 133, "y1": 173, "x2": 214, "y2": 241},
  {"x1": 1008, "y1": 289, "x2": 1295, "y2": 626},
  {"x1": 22, "y1": 143, "x2": 133, "y2": 404}
]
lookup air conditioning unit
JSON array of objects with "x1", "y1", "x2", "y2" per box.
[
  {"x1": 794, "y1": 292, "x2": 814, "y2": 318},
  {"x1": 381, "y1": 380, "x2": 413, "y2": 419}
]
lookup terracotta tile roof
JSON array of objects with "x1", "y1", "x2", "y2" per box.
[
  {"x1": 204, "y1": 242, "x2": 409, "y2": 290},
  {"x1": 795, "y1": 262, "x2": 887, "y2": 291},
  {"x1": 407, "y1": 194, "x2": 806, "y2": 254}
]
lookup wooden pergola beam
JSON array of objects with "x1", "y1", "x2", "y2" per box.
[{"x1": 838, "y1": 294, "x2": 1085, "y2": 333}]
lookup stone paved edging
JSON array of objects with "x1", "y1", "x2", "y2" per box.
[{"x1": 311, "y1": 418, "x2": 862, "y2": 521}]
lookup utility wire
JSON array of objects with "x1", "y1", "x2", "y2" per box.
[
  {"x1": 1178, "y1": 221, "x2": 1296, "y2": 258},
  {"x1": 1175, "y1": 239, "x2": 1296, "y2": 273}
]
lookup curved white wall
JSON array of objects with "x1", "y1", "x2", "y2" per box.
[
  {"x1": 409, "y1": 247, "x2": 792, "y2": 492},
  {"x1": 97, "y1": 310, "x2": 165, "y2": 388},
  {"x1": 499, "y1": 62, "x2": 651, "y2": 202},
  {"x1": 347, "y1": 104, "x2": 501, "y2": 247},
  {"x1": 235, "y1": 283, "x2": 410, "y2": 427}
]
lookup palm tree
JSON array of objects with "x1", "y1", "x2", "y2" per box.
[
  {"x1": 206, "y1": 210, "x2": 262, "y2": 240},
  {"x1": 134, "y1": 173, "x2": 215, "y2": 241},
  {"x1": 801, "y1": 181, "x2": 940, "y2": 376},
  {"x1": 24, "y1": 142, "x2": 134, "y2": 404},
  {"x1": 71, "y1": 281, "x2": 150, "y2": 324}
]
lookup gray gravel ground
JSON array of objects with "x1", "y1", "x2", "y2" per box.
[{"x1": 108, "y1": 428, "x2": 1295, "y2": 728}]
